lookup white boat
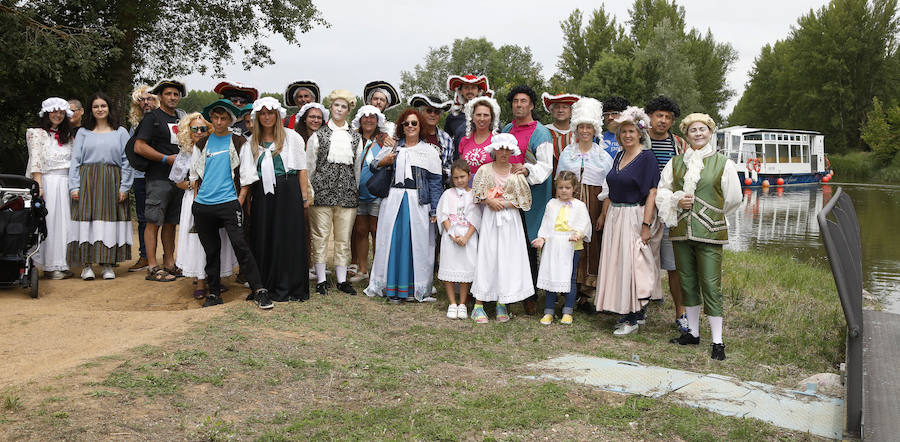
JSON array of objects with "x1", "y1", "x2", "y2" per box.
[{"x1": 717, "y1": 126, "x2": 829, "y2": 185}]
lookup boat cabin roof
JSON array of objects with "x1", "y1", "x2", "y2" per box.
[{"x1": 718, "y1": 126, "x2": 822, "y2": 136}]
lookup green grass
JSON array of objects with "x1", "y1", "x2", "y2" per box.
[
  {"x1": 828, "y1": 150, "x2": 900, "y2": 183},
  {"x1": 0, "y1": 249, "x2": 841, "y2": 440}
]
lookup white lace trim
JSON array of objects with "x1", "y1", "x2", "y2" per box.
[{"x1": 68, "y1": 221, "x2": 133, "y2": 248}]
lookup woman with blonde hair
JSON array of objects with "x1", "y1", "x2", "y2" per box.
[
  {"x1": 240, "y1": 97, "x2": 310, "y2": 302},
  {"x1": 171, "y1": 112, "x2": 238, "y2": 297}
]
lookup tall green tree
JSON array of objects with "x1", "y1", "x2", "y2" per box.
[
  {"x1": 400, "y1": 37, "x2": 546, "y2": 124},
  {"x1": 730, "y1": 0, "x2": 900, "y2": 153}
]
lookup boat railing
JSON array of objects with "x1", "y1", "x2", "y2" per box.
[{"x1": 816, "y1": 187, "x2": 862, "y2": 436}]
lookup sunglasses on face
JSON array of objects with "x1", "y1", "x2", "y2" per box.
[
  {"x1": 230, "y1": 98, "x2": 248, "y2": 106},
  {"x1": 190, "y1": 126, "x2": 209, "y2": 133},
  {"x1": 401, "y1": 120, "x2": 419, "y2": 128},
  {"x1": 423, "y1": 108, "x2": 441, "y2": 115}
]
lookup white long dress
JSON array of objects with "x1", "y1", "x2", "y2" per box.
[
  {"x1": 171, "y1": 152, "x2": 237, "y2": 279},
  {"x1": 25, "y1": 128, "x2": 72, "y2": 271},
  {"x1": 535, "y1": 198, "x2": 592, "y2": 293},
  {"x1": 469, "y1": 165, "x2": 534, "y2": 304},
  {"x1": 436, "y1": 187, "x2": 482, "y2": 283}
]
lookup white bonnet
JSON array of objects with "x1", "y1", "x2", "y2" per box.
[
  {"x1": 298, "y1": 102, "x2": 330, "y2": 123},
  {"x1": 250, "y1": 97, "x2": 287, "y2": 119},
  {"x1": 39, "y1": 97, "x2": 73, "y2": 117},
  {"x1": 484, "y1": 133, "x2": 521, "y2": 156},
  {"x1": 351, "y1": 105, "x2": 388, "y2": 133}
]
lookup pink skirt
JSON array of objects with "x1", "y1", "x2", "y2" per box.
[{"x1": 594, "y1": 203, "x2": 663, "y2": 314}]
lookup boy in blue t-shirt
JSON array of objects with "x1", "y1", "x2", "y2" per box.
[{"x1": 191, "y1": 100, "x2": 272, "y2": 309}]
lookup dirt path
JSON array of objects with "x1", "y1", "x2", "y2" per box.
[{"x1": 0, "y1": 261, "x2": 235, "y2": 388}]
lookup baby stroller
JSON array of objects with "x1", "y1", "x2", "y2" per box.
[{"x1": 0, "y1": 174, "x2": 47, "y2": 298}]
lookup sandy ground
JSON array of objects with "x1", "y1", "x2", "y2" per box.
[{"x1": 0, "y1": 257, "x2": 239, "y2": 389}]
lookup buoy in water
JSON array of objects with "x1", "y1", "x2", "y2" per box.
[
  {"x1": 744, "y1": 178, "x2": 752, "y2": 185},
  {"x1": 761, "y1": 180, "x2": 770, "y2": 187},
  {"x1": 822, "y1": 176, "x2": 831, "y2": 183},
  {"x1": 776, "y1": 178, "x2": 785, "y2": 185}
]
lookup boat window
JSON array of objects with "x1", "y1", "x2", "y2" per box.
[
  {"x1": 765, "y1": 144, "x2": 777, "y2": 163},
  {"x1": 778, "y1": 144, "x2": 790, "y2": 163},
  {"x1": 745, "y1": 134, "x2": 762, "y2": 141}
]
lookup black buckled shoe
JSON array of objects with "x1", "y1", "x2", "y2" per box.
[
  {"x1": 669, "y1": 332, "x2": 700, "y2": 345},
  {"x1": 315, "y1": 281, "x2": 329, "y2": 295},
  {"x1": 337, "y1": 281, "x2": 356, "y2": 295},
  {"x1": 202, "y1": 295, "x2": 223, "y2": 308},
  {"x1": 711, "y1": 343, "x2": 726, "y2": 360}
]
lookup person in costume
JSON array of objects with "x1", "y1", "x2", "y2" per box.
[
  {"x1": 307, "y1": 89, "x2": 362, "y2": 296},
  {"x1": 214, "y1": 80, "x2": 259, "y2": 137},
  {"x1": 645, "y1": 96, "x2": 690, "y2": 334},
  {"x1": 126, "y1": 85, "x2": 158, "y2": 273},
  {"x1": 410, "y1": 94, "x2": 454, "y2": 186},
  {"x1": 542, "y1": 92, "x2": 581, "y2": 177},
  {"x1": 657, "y1": 113, "x2": 741, "y2": 360},
  {"x1": 26, "y1": 97, "x2": 75, "y2": 279},
  {"x1": 364, "y1": 109, "x2": 443, "y2": 302},
  {"x1": 555, "y1": 97, "x2": 613, "y2": 296},
  {"x1": 599, "y1": 96, "x2": 630, "y2": 158},
  {"x1": 445, "y1": 75, "x2": 494, "y2": 152},
  {"x1": 171, "y1": 113, "x2": 237, "y2": 300},
  {"x1": 283, "y1": 80, "x2": 321, "y2": 129},
  {"x1": 363, "y1": 80, "x2": 400, "y2": 138},
  {"x1": 533, "y1": 171, "x2": 591, "y2": 325},
  {"x1": 437, "y1": 159, "x2": 482, "y2": 319},
  {"x1": 470, "y1": 133, "x2": 533, "y2": 322},
  {"x1": 68, "y1": 92, "x2": 133, "y2": 281},
  {"x1": 502, "y1": 84, "x2": 554, "y2": 315},
  {"x1": 349, "y1": 105, "x2": 389, "y2": 283},
  {"x1": 190, "y1": 99, "x2": 273, "y2": 309},
  {"x1": 134, "y1": 79, "x2": 188, "y2": 283},
  {"x1": 291, "y1": 101, "x2": 328, "y2": 279},
  {"x1": 594, "y1": 106, "x2": 663, "y2": 335},
  {"x1": 240, "y1": 97, "x2": 311, "y2": 302},
  {"x1": 458, "y1": 96, "x2": 501, "y2": 179}
]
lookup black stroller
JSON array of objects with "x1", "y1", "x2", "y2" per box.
[{"x1": 0, "y1": 174, "x2": 48, "y2": 298}]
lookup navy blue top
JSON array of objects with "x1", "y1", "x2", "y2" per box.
[{"x1": 605, "y1": 150, "x2": 660, "y2": 204}]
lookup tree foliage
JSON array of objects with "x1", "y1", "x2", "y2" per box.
[
  {"x1": 861, "y1": 97, "x2": 900, "y2": 164},
  {"x1": 1, "y1": 0, "x2": 327, "y2": 174},
  {"x1": 730, "y1": 0, "x2": 900, "y2": 153},
  {"x1": 400, "y1": 37, "x2": 546, "y2": 124},
  {"x1": 553, "y1": 1, "x2": 736, "y2": 126}
]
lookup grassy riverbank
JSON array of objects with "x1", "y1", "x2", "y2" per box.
[
  {"x1": 829, "y1": 151, "x2": 900, "y2": 184},
  {"x1": 1, "y1": 250, "x2": 844, "y2": 440}
]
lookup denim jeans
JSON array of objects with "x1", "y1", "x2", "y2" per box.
[{"x1": 544, "y1": 250, "x2": 581, "y2": 315}]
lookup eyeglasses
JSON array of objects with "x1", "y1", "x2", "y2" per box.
[
  {"x1": 602, "y1": 112, "x2": 620, "y2": 117},
  {"x1": 423, "y1": 108, "x2": 441, "y2": 115},
  {"x1": 229, "y1": 98, "x2": 248, "y2": 106},
  {"x1": 190, "y1": 126, "x2": 209, "y2": 133},
  {"x1": 138, "y1": 97, "x2": 155, "y2": 103},
  {"x1": 306, "y1": 115, "x2": 323, "y2": 121},
  {"x1": 401, "y1": 120, "x2": 419, "y2": 128}
]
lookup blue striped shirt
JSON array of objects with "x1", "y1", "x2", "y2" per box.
[{"x1": 650, "y1": 134, "x2": 678, "y2": 172}]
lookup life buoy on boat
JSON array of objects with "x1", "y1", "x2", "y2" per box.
[
  {"x1": 824, "y1": 156, "x2": 831, "y2": 169},
  {"x1": 746, "y1": 158, "x2": 761, "y2": 173}
]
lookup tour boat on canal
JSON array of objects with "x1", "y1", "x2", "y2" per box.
[{"x1": 717, "y1": 126, "x2": 830, "y2": 186}]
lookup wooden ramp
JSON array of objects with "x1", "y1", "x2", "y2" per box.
[{"x1": 862, "y1": 310, "x2": 900, "y2": 441}]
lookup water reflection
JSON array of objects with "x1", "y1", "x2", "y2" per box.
[{"x1": 726, "y1": 184, "x2": 900, "y2": 313}]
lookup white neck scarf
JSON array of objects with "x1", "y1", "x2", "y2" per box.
[{"x1": 261, "y1": 145, "x2": 277, "y2": 195}]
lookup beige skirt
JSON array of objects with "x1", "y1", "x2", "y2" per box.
[{"x1": 594, "y1": 203, "x2": 663, "y2": 314}]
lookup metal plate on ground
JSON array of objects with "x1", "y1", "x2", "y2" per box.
[{"x1": 528, "y1": 354, "x2": 844, "y2": 440}]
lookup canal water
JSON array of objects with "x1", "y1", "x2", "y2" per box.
[{"x1": 726, "y1": 184, "x2": 900, "y2": 313}]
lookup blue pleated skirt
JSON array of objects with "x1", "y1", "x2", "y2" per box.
[{"x1": 385, "y1": 193, "x2": 414, "y2": 298}]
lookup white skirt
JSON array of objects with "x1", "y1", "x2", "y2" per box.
[
  {"x1": 365, "y1": 188, "x2": 436, "y2": 300},
  {"x1": 34, "y1": 170, "x2": 69, "y2": 271},
  {"x1": 437, "y1": 229, "x2": 478, "y2": 283},
  {"x1": 470, "y1": 207, "x2": 534, "y2": 303},
  {"x1": 536, "y1": 231, "x2": 576, "y2": 293},
  {"x1": 175, "y1": 190, "x2": 237, "y2": 279}
]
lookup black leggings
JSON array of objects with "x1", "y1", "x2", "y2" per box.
[{"x1": 192, "y1": 199, "x2": 263, "y2": 295}]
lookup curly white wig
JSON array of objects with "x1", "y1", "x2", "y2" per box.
[
  {"x1": 570, "y1": 97, "x2": 603, "y2": 134},
  {"x1": 464, "y1": 96, "x2": 501, "y2": 136}
]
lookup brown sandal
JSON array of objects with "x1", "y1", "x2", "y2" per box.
[
  {"x1": 145, "y1": 266, "x2": 176, "y2": 282},
  {"x1": 166, "y1": 266, "x2": 184, "y2": 278}
]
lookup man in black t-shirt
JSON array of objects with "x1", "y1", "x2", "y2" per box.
[{"x1": 134, "y1": 80, "x2": 187, "y2": 282}]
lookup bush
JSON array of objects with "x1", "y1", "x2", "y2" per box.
[{"x1": 828, "y1": 151, "x2": 880, "y2": 181}]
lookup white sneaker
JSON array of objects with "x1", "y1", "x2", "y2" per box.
[
  {"x1": 81, "y1": 266, "x2": 95, "y2": 281},
  {"x1": 456, "y1": 304, "x2": 468, "y2": 320},
  {"x1": 101, "y1": 265, "x2": 115, "y2": 280},
  {"x1": 613, "y1": 323, "x2": 639, "y2": 336},
  {"x1": 421, "y1": 296, "x2": 438, "y2": 302},
  {"x1": 349, "y1": 271, "x2": 368, "y2": 283},
  {"x1": 447, "y1": 304, "x2": 458, "y2": 319},
  {"x1": 49, "y1": 270, "x2": 65, "y2": 280}
]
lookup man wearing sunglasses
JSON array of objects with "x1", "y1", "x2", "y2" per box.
[
  {"x1": 599, "y1": 96, "x2": 630, "y2": 158},
  {"x1": 214, "y1": 81, "x2": 259, "y2": 137},
  {"x1": 409, "y1": 94, "x2": 454, "y2": 187}
]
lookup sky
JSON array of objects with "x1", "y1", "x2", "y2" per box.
[{"x1": 184, "y1": 0, "x2": 832, "y2": 117}]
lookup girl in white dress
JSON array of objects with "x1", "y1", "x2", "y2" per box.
[
  {"x1": 436, "y1": 160, "x2": 483, "y2": 319},
  {"x1": 171, "y1": 113, "x2": 237, "y2": 299},
  {"x1": 470, "y1": 133, "x2": 533, "y2": 323},
  {"x1": 26, "y1": 98, "x2": 75, "y2": 279},
  {"x1": 532, "y1": 171, "x2": 592, "y2": 325}
]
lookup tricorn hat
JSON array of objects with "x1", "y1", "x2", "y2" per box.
[
  {"x1": 150, "y1": 79, "x2": 187, "y2": 98},
  {"x1": 363, "y1": 80, "x2": 400, "y2": 109},
  {"x1": 202, "y1": 99, "x2": 242, "y2": 125},
  {"x1": 283, "y1": 80, "x2": 321, "y2": 107},
  {"x1": 408, "y1": 94, "x2": 452, "y2": 112},
  {"x1": 541, "y1": 92, "x2": 581, "y2": 113},
  {"x1": 214, "y1": 81, "x2": 259, "y2": 102}
]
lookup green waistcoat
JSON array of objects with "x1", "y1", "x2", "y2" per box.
[{"x1": 669, "y1": 153, "x2": 729, "y2": 244}]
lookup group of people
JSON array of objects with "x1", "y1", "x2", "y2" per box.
[{"x1": 25, "y1": 74, "x2": 741, "y2": 360}]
